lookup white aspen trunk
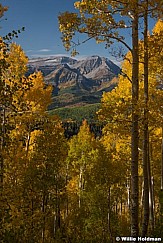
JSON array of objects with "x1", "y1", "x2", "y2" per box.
[
  {"x1": 130, "y1": 0, "x2": 139, "y2": 238},
  {"x1": 141, "y1": 180, "x2": 144, "y2": 208},
  {"x1": 161, "y1": 127, "x2": 163, "y2": 190},
  {"x1": 26, "y1": 131, "x2": 31, "y2": 158},
  {"x1": 78, "y1": 166, "x2": 83, "y2": 208},
  {"x1": 141, "y1": 1, "x2": 150, "y2": 237},
  {"x1": 149, "y1": 177, "x2": 154, "y2": 231},
  {"x1": 108, "y1": 187, "x2": 114, "y2": 243},
  {"x1": 148, "y1": 151, "x2": 154, "y2": 233},
  {"x1": 66, "y1": 163, "x2": 69, "y2": 217},
  {"x1": 127, "y1": 177, "x2": 130, "y2": 209},
  {"x1": 0, "y1": 107, "x2": 5, "y2": 191},
  {"x1": 42, "y1": 194, "x2": 46, "y2": 243},
  {"x1": 53, "y1": 214, "x2": 57, "y2": 238},
  {"x1": 140, "y1": 179, "x2": 144, "y2": 226},
  {"x1": 0, "y1": 106, "x2": 6, "y2": 241}
]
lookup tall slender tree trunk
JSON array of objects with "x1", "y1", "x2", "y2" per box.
[
  {"x1": 79, "y1": 166, "x2": 83, "y2": 208},
  {"x1": 130, "y1": 0, "x2": 139, "y2": 237},
  {"x1": 0, "y1": 106, "x2": 6, "y2": 240},
  {"x1": 54, "y1": 176, "x2": 61, "y2": 239},
  {"x1": 127, "y1": 177, "x2": 130, "y2": 209},
  {"x1": 140, "y1": 178, "x2": 144, "y2": 225},
  {"x1": 108, "y1": 186, "x2": 114, "y2": 243},
  {"x1": 26, "y1": 131, "x2": 31, "y2": 157},
  {"x1": 0, "y1": 107, "x2": 5, "y2": 192},
  {"x1": 65, "y1": 163, "x2": 69, "y2": 217},
  {"x1": 149, "y1": 142, "x2": 155, "y2": 231},
  {"x1": 148, "y1": 173, "x2": 154, "y2": 233},
  {"x1": 161, "y1": 127, "x2": 163, "y2": 191},
  {"x1": 42, "y1": 193, "x2": 46, "y2": 243},
  {"x1": 160, "y1": 127, "x2": 163, "y2": 221},
  {"x1": 142, "y1": 0, "x2": 150, "y2": 236}
]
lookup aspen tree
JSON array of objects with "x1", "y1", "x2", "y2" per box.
[
  {"x1": 59, "y1": 1, "x2": 163, "y2": 237},
  {"x1": 59, "y1": 0, "x2": 140, "y2": 236}
]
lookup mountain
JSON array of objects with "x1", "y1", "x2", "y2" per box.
[
  {"x1": 27, "y1": 56, "x2": 77, "y2": 76},
  {"x1": 27, "y1": 55, "x2": 120, "y2": 108},
  {"x1": 72, "y1": 55, "x2": 120, "y2": 80}
]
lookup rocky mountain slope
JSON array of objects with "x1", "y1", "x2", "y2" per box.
[{"x1": 27, "y1": 55, "x2": 120, "y2": 108}]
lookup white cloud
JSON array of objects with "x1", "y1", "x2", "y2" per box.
[
  {"x1": 37, "y1": 49, "x2": 51, "y2": 52},
  {"x1": 29, "y1": 53, "x2": 69, "y2": 58}
]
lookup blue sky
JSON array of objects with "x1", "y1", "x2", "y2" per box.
[
  {"x1": 0, "y1": 0, "x2": 157, "y2": 64},
  {"x1": 1, "y1": 0, "x2": 77, "y2": 57}
]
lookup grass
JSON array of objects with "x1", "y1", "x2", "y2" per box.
[{"x1": 49, "y1": 103, "x2": 101, "y2": 122}]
